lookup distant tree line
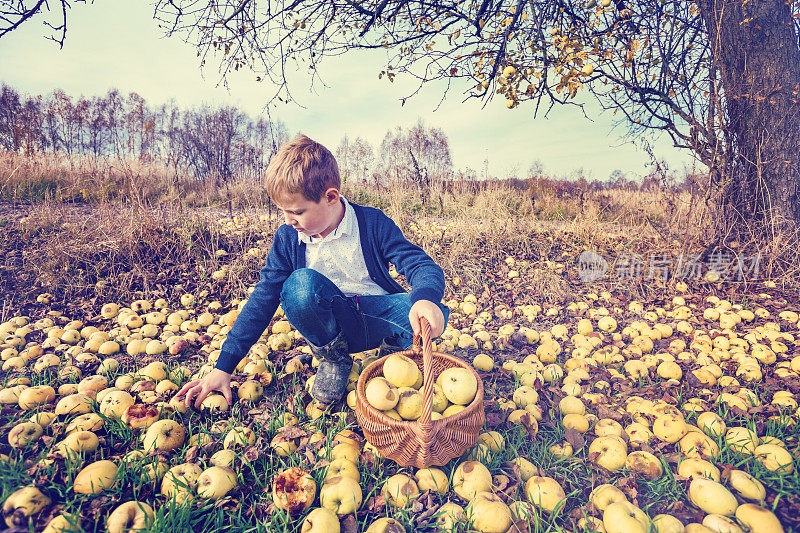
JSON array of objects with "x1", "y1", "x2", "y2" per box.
[
  {"x1": 0, "y1": 83, "x2": 290, "y2": 183},
  {"x1": 1, "y1": 82, "x2": 697, "y2": 193},
  {"x1": 0, "y1": 83, "x2": 460, "y2": 187}
]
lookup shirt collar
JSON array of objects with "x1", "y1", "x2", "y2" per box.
[{"x1": 297, "y1": 197, "x2": 354, "y2": 244}]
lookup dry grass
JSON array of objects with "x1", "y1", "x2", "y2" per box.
[{"x1": 2, "y1": 148, "x2": 798, "y2": 308}]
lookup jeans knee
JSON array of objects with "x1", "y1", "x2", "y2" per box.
[{"x1": 280, "y1": 268, "x2": 318, "y2": 309}]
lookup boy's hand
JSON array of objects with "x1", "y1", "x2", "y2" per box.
[
  {"x1": 175, "y1": 368, "x2": 233, "y2": 410},
  {"x1": 409, "y1": 300, "x2": 445, "y2": 338}
]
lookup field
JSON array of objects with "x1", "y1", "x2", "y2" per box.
[{"x1": 0, "y1": 156, "x2": 799, "y2": 533}]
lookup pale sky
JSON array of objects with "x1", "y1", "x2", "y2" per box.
[{"x1": 0, "y1": 1, "x2": 697, "y2": 180}]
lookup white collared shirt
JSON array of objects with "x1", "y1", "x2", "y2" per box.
[{"x1": 298, "y1": 198, "x2": 389, "y2": 297}]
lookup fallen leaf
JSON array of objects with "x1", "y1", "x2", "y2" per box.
[
  {"x1": 340, "y1": 513, "x2": 358, "y2": 533},
  {"x1": 564, "y1": 428, "x2": 585, "y2": 450}
]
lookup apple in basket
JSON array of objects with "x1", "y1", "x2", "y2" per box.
[{"x1": 437, "y1": 367, "x2": 478, "y2": 406}]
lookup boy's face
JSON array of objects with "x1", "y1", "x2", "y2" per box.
[{"x1": 275, "y1": 188, "x2": 344, "y2": 239}]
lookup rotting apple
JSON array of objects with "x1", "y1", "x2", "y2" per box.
[
  {"x1": 453, "y1": 461, "x2": 493, "y2": 500},
  {"x1": 8, "y1": 422, "x2": 43, "y2": 448},
  {"x1": 122, "y1": 403, "x2": 160, "y2": 429},
  {"x1": 382, "y1": 474, "x2": 420, "y2": 508},
  {"x1": 625, "y1": 450, "x2": 663, "y2": 480},
  {"x1": 2, "y1": 486, "x2": 51, "y2": 528}
]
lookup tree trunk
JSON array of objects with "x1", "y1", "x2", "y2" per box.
[{"x1": 699, "y1": 0, "x2": 800, "y2": 228}]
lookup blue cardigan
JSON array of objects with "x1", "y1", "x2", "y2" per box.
[{"x1": 215, "y1": 201, "x2": 445, "y2": 373}]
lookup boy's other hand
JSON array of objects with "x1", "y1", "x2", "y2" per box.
[
  {"x1": 175, "y1": 368, "x2": 233, "y2": 410},
  {"x1": 409, "y1": 300, "x2": 445, "y2": 339}
]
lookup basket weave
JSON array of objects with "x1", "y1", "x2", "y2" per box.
[{"x1": 355, "y1": 318, "x2": 485, "y2": 468}]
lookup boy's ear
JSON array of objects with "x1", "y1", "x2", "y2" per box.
[{"x1": 324, "y1": 188, "x2": 340, "y2": 204}]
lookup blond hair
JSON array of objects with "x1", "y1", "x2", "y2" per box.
[{"x1": 265, "y1": 134, "x2": 340, "y2": 203}]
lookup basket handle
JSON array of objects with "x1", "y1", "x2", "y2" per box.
[{"x1": 415, "y1": 317, "x2": 436, "y2": 429}]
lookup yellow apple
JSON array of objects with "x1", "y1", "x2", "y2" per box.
[
  {"x1": 396, "y1": 388, "x2": 424, "y2": 420},
  {"x1": 702, "y1": 514, "x2": 745, "y2": 533},
  {"x1": 416, "y1": 467, "x2": 449, "y2": 494},
  {"x1": 8, "y1": 422, "x2": 43, "y2": 448},
  {"x1": 66, "y1": 413, "x2": 103, "y2": 433},
  {"x1": 688, "y1": 478, "x2": 737, "y2": 516},
  {"x1": 324, "y1": 458, "x2": 360, "y2": 483},
  {"x1": 143, "y1": 419, "x2": 186, "y2": 452},
  {"x1": 651, "y1": 514, "x2": 684, "y2": 533},
  {"x1": 74, "y1": 460, "x2": 118, "y2": 495},
  {"x1": 595, "y1": 419, "x2": 624, "y2": 438},
  {"x1": 17, "y1": 385, "x2": 56, "y2": 410},
  {"x1": 365, "y1": 377, "x2": 399, "y2": 410},
  {"x1": 383, "y1": 353, "x2": 420, "y2": 388},
  {"x1": 161, "y1": 463, "x2": 203, "y2": 504},
  {"x1": 197, "y1": 466, "x2": 238, "y2": 499},
  {"x1": 42, "y1": 513, "x2": 82, "y2": 533},
  {"x1": 439, "y1": 367, "x2": 478, "y2": 405},
  {"x1": 652, "y1": 413, "x2": 687, "y2": 443},
  {"x1": 754, "y1": 443, "x2": 794, "y2": 474},
  {"x1": 728, "y1": 469, "x2": 766, "y2": 501},
  {"x1": 590, "y1": 484, "x2": 627, "y2": 511},
  {"x1": 589, "y1": 436, "x2": 628, "y2": 472},
  {"x1": 466, "y1": 491, "x2": 513, "y2": 533},
  {"x1": 106, "y1": 501, "x2": 154, "y2": 533},
  {"x1": 55, "y1": 393, "x2": 93, "y2": 415},
  {"x1": 525, "y1": 476, "x2": 566, "y2": 513},
  {"x1": 677, "y1": 458, "x2": 721, "y2": 481},
  {"x1": 695, "y1": 412, "x2": 726, "y2": 438},
  {"x1": 301, "y1": 507, "x2": 340, "y2": 533},
  {"x1": 453, "y1": 461, "x2": 492, "y2": 500},
  {"x1": 364, "y1": 517, "x2": 405, "y2": 533},
  {"x1": 382, "y1": 474, "x2": 419, "y2": 508},
  {"x1": 603, "y1": 501, "x2": 651, "y2": 533},
  {"x1": 679, "y1": 431, "x2": 720, "y2": 460},
  {"x1": 320, "y1": 476, "x2": 362, "y2": 515},
  {"x1": 99, "y1": 390, "x2": 135, "y2": 419},
  {"x1": 223, "y1": 426, "x2": 256, "y2": 449},
  {"x1": 735, "y1": 504, "x2": 784, "y2": 533}
]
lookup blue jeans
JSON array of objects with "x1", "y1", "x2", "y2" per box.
[{"x1": 279, "y1": 268, "x2": 449, "y2": 352}]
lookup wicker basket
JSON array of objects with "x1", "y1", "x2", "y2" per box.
[{"x1": 355, "y1": 318, "x2": 485, "y2": 468}]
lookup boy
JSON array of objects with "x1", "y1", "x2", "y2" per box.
[{"x1": 177, "y1": 134, "x2": 449, "y2": 410}]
